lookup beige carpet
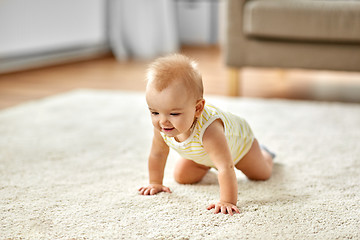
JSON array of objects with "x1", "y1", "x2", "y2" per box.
[{"x1": 1, "y1": 89, "x2": 359, "y2": 239}]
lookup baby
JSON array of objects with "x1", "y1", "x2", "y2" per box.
[{"x1": 138, "y1": 54, "x2": 274, "y2": 215}]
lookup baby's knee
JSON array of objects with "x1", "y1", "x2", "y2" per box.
[
  {"x1": 174, "y1": 172, "x2": 187, "y2": 184},
  {"x1": 174, "y1": 167, "x2": 206, "y2": 184},
  {"x1": 174, "y1": 169, "x2": 194, "y2": 184},
  {"x1": 247, "y1": 168, "x2": 272, "y2": 181},
  {"x1": 174, "y1": 158, "x2": 210, "y2": 184},
  {"x1": 249, "y1": 173, "x2": 271, "y2": 181},
  {"x1": 174, "y1": 160, "x2": 188, "y2": 184}
]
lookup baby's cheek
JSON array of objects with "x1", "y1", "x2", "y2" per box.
[{"x1": 151, "y1": 119, "x2": 158, "y2": 127}]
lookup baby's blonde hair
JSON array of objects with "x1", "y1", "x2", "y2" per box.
[{"x1": 146, "y1": 54, "x2": 203, "y2": 100}]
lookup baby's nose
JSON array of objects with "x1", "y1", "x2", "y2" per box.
[{"x1": 160, "y1": 115, "x2": 169, "y2": 124}]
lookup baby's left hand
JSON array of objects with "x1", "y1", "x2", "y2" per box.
[{"x1": 207, "y1": 201, "x2": 240, "y2": 215}]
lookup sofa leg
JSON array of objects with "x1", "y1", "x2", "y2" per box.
[{"x1": 228, "y1": 68, "x2": 240, "y2": 96}]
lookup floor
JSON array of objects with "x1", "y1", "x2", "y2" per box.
[{"x1": 1, "y1": 46, "x2": 360, "y2": 110}]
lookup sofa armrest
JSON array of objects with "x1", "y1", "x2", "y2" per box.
[{"x1": 224, "y1": 0, "x2": 249, "y2": 68}]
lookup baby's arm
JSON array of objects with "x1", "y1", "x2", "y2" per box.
[
  {"x1": 202, "y1": 119, "x2": 240, "y2": 215},
  {"x1": 138, "y1": 129, "x2": 171, "y2": 195}
]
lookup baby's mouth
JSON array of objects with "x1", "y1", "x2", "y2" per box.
[{"x1": 162, "y1": 127, "x2": 175, "y2": 133}]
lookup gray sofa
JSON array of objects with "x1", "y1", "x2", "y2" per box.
[{"x1": 224, "y1": 0, "x2": 360, "y2": 96}]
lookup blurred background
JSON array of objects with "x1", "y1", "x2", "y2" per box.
[{"x1": 0, "y1": 0, "x2": 360, "y2": 109}]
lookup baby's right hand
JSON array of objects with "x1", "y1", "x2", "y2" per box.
[{"x1": 138, "y1": 184, "x2": 172, "y2": 195}]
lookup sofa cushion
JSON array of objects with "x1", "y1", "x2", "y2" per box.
[{"x1": 243, "y1": 0, "x2": 360, "y2": 43}]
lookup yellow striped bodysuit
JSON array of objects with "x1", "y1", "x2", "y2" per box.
[{"x1": 160, "y1": 103, "x2": 254, "y2": 168}]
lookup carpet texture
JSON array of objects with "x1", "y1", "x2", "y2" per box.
[{"x1": 1, "y1": 89, "x2": 359, "y2": 239}]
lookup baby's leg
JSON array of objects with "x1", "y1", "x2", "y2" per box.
[
  {"x1": 235, "y1": 139, "x2": 273, "y2": 181},
  {"x1": 174, "y1": 158, "x2": 210, "y2": 184}
]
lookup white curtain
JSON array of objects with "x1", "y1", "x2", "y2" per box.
[{"x1": 108, "y1": 0, "x2": 179, "y2": 60}]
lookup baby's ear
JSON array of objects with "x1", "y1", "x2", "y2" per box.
[{"x1": 195, "y1": 99, "x2": 205, "y2": 117}]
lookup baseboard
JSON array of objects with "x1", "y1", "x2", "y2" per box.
[{"x1": 0, "y1": 43, "x2": 111, "y2": 74}]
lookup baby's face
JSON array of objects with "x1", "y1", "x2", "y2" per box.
[{"x1": 146, "y1": 82, "x2": 201, "y2": 142}]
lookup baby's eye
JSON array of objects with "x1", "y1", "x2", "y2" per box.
[
  {"x1": 151, "y1": 112, "x2": 159, "y2": 115},
  {"x1": 170, "y1": 113, "x2": 181, "y2": 116}
]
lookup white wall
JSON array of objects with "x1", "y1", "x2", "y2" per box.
[
  {"x1": 0, "y1": 0, "x2": 108, "y2": 72},
  {"x1": 176, "y1": 0, "x2": 219, "y2": 45}
]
